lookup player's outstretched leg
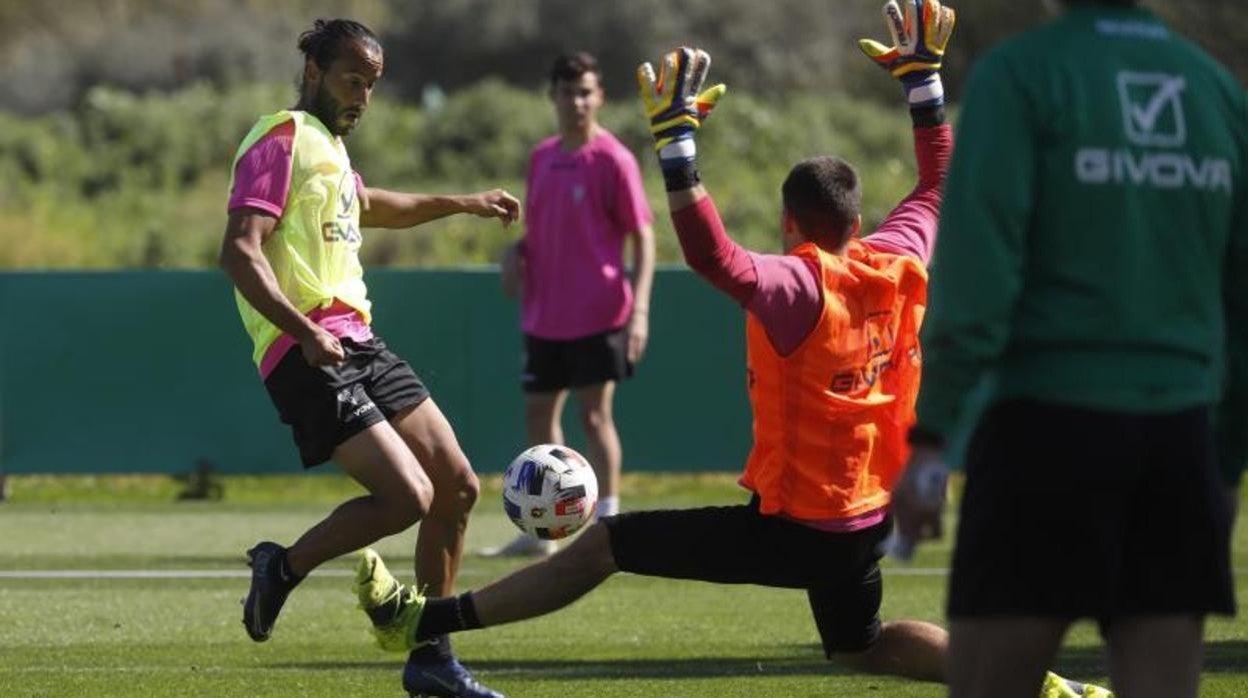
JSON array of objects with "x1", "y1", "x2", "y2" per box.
[
  {"x1": 355, "y1": 549, "x2": 503, "y2": 698},
  {"x1": 241, "y1": 541, "x2": 302, "y2": 642},
  {"x1": 354, "y1": 547, "x2": 427, "y2": 652}
]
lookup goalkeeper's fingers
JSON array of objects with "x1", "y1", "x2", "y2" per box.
[
  {"x1": 887, "y1": 0, "x2": 909, "y2": 49},
  {"x1": 687, "y1": 48, "x2": 711, "y2": 99},
  {"x1": 922, "y1": 0, "x2": 956, "y2": 54},
  {"x1": 640, "y1": 48, "x2": 692, "y2": 116},
  {"x1": 661, "y1": 49, "x2": 685, "y2": 105},
  {"x1": 858, "y1": 0, "x2": 906, "y2": 66},
  {"x1": 636, "y1": 61, "x2": 659, "y2": 114},
  {"x1": 857, "y1": 37, "x2": 896, "y2": 65},
  {"x1": 694, "y1": 84, "x2": 727, "y2": 121}
]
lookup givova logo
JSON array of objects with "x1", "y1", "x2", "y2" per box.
[
  {"x1": 322, "y1": 171, "x2": 363, "y2": 243},
  {"x1": 1075, "y1": 71, "x2": 1232, "y2": 194},
  {"x1": 1118, "y1": 72, "x2": 1186, "y2": 147}
]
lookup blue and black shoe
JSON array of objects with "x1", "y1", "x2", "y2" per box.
[
  {"x1": 402, "y1": 655, "x2": 504, "y2": 698},
  {"x1": 242, "y1": 541, "x2": 298, "y2": 642}
]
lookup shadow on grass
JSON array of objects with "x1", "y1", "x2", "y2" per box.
[
  {"x1": 271, "y1": 655, "x2": 842, "y2": 680},
  {"x1": 273, "y1": 639, "x2": 1248, "y2": 681},
  {"x1": 1052, "y1": 636, "x2": 1248, "y2": 675}
]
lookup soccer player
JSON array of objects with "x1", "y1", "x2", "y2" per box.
[
  {"x1": 488, "y1": 52, "x2": 656, "y2": 557},
  {"x1": 218, "y1": 19, "x2": 517, "y2": 698},
  {"x1": 350, "y1": 6, "x2": 1105, "y2": 695},
  {"x1": 891, "y1": 1, "x2": 1244, "y2": 696}
]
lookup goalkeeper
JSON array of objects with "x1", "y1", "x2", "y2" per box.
[{"x1": 354, "y1": 3, "x2": 1108, "y2": 695}]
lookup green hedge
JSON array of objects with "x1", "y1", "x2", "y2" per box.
[{"x1": 0, "y1": 80, "x2": 925, "y2": 269}]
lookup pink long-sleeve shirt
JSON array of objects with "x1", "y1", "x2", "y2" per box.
[{"x1": 672, "y1": 124, "x2": 953, "y2": 357}]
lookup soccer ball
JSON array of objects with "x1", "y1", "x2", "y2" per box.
[{"x1": 501, "y1": 444, "x2": 599, "y2": 540}]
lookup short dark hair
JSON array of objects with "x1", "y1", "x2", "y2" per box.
[
  {"x1": 781, "y1": 157, "x2": 862, "y2": 249},
  {"x1": 549, "y1": 52, "x2": 601, "y2": 87},
  {"x1": 298, "y1": 18, "x2": 382, "y2": 71}
]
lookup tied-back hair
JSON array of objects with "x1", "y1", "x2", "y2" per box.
[
  {"x1": 782, "y1": 156, "x2": 862, "y2": 250},
  {"x1": 549, "y1": 51, "x2": 601, "y2": 87},
  {"x1": 297, "y1": 18, "x2": 382, "y2": 70}
]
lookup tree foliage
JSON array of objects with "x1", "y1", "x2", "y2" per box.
[
  {"x1": 0, "y1": 1, "x2": 1240, "y2": 114},
  {"x1": 0, "y1": 0, "x2": 1241, "y2": 269}
]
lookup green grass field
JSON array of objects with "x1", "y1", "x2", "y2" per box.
[{"x1": 1, "y1": 474, "x2": 1245, "y2": 697}]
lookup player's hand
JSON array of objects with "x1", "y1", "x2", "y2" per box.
[
  {"x1": 300, "y1": 326, "x2": 345, "y2": 366},
  {"x1": 464, "y1": 189, "x2": 521, "y2": 227},
  {"x1": 637, "y1": 47, "x2": 726, "y2": 174},
  {"x1": 627, "y1": 309, "x2": 649, "y2": 364},
  {"x1": 886, "y1": 444, "x2": 949, "y2": 561},
  {"x1": 859, "y1": 0, "x2": 955, "y2": 106}
]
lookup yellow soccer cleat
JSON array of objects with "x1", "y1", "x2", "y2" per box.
[
  {"x1": 353, "y1": 547, "x2": 427, "y2": 652},
  {"x1": 1041, "y1": 671, "x2": 1114, "y2": 698}
]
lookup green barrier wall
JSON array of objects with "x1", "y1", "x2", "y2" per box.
[{"x1": 0, "y1": 269, "x2": 754, "y2": 474}]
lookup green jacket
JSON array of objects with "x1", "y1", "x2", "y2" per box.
[{"x1": 915, "y1": 6, "x2": 1248, "y2": 481}]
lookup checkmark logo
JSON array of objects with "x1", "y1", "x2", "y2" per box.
[
  {"x1": 1117, "y1": 71, "x2": 1187, "y2": 147},
  {"x1": 338, "y1": 171, "x2": 356, "y2": 212}
]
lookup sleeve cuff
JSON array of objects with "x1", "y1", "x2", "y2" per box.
[{"x1": 910, "y1": 104, "x2": 947, "y2": 128}]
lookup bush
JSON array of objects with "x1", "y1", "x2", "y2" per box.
[{"x1": 0, "y1": 79, "x2": 926, "y2": 269}]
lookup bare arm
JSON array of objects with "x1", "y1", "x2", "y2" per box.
[
  {"x1": 218, "y1": 210, "x2": 344, "y2": 365},
  {"x1": 360, "y1": 187, "x2": 520, "y2": 229},
  {"x1": 626, "y1": 224, "x2": 656, "y2": 362}
]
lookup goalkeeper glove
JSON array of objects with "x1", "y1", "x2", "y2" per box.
[
  {"x1": 637, "y1": 47, "x2": 726, "y2": 191},
  {"x1": 859, "y1": 0, "x2": 956, "y2": 109}
]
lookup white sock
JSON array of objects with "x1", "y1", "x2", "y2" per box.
[{"x1": 596, "y1": 496, "x2": 619, "y2": 518}]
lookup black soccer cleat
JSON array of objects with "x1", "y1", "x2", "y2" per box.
[
  {"x1": 241, "y1": 541, "x2": 298, "y2": 642},
  {"x1": 403, "y1": 655, "x2": 505, "y2": 698}
]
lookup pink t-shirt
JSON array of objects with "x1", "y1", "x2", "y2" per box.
[
  {"x1": 520, "y1": 130, "x2": 654, "y2": 340},
  {"x1": 227, "y1": 119, "x2": 373, "y2": 377}
]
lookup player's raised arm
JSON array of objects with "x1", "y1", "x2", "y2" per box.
[
  {"x1": 637, "y1": 48, "x2": 725, "y2": 211},
  {"x1": 637, "y1": 48, "x2": 763, "y2": 304},
  {"x1": 858, "y1": 0, "x2": 955, "y2": 266},
  {"x1": 859, "y1": 0, "x2": 955, "y2": 112},
  {"x1": 360, "y1": 187, "x2": 520, "y2": 229},
  {"x1": 858, "y1": 0, "x2": 961, "y2": 558}
]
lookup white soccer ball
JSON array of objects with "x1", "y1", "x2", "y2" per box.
[{"x1": 502, "y1": 444, "x2": 599, "y2": 540}]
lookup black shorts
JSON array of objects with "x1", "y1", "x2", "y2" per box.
[
  {"x1": 602, "y1": 496, "x2": 891, "y2": 655},
  {"x1": 263, "y1": 336, "x2": 430, "y2": 468},
  {"x1": 948, "y1": 400, "x2": 1236, "y2": 623},
  {"x1": 522, "y1": 327, "x2": 632, "y2": 393}
]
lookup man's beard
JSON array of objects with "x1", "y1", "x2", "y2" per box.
[{"x1": 311, "y1": 85, "x2": 352, "y2": 136}]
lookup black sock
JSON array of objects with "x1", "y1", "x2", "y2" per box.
[
  {"x1": 414, "y1": 592, "x2": 483, "y2": 641},
  {"x1": 408, "y1": 634, "x2": 454, "y2": 664},
  {"x1": 277, "y1": 550, "x2": 303, "y2": 588}
]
